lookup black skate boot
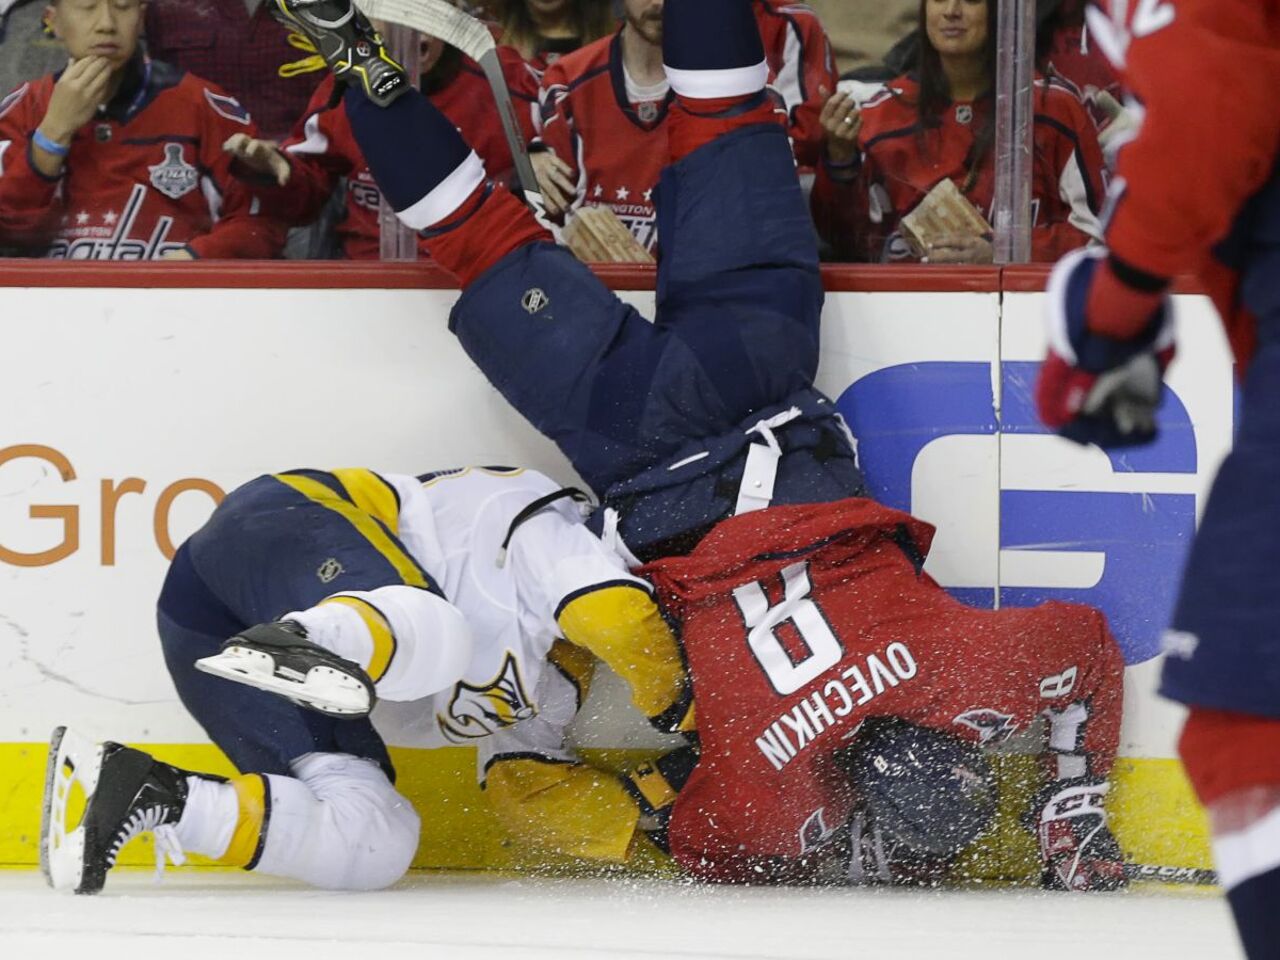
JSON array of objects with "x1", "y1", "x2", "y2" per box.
[
  {"x1": 41, "y1": 727, "x2": 197, "y2": 895},
  {"x1": 269, "y1": 0, "x2": 410, "y2": 106},
  {"x1": 195, "y1": 620, "x2": 376, "y2": 718}
]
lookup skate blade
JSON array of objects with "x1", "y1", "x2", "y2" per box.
[
  {"x1": 195, "y1": 647, "x2": 371, "y2": 717},
  {"x1": 41, "y1": 726, "x2": 103, "y2": 893}
]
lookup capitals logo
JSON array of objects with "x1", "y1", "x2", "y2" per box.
[
  {"x1": 953, "y1": 708, "x2": 1017, "y2": 745},
  {"x1": 798, "y1": 807, "x2": 838, "y2": 853},
  {"x1": 437, "y1": 651, "x2": 536, "y2": 742}
]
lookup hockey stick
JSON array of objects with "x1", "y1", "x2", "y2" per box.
[
  {"x1": 1123, "y1": 863, "x2": 1218, "y2": 886},
  {"x1": 356, "y1": 0, "x2": 543, "y2": 210}
]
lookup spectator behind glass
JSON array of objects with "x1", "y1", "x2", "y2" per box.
[
  {"x1": 497, "y1": 0, "x2": 615, "y2": 73},
  {"x1": 144, "y1": 0, "x2": 323, "y2": 140},
  {"x1": 0, "y1": 0, "x2": 283, "y2": 258},
  {"x1": 223, "y1": 28, "x2": 540, "y2": 260},
  {"x1": 533, "y1": 0, "x2": 668, "y2": 253},
  {"x1": 811, "y1": 0, "x2": 1106, "y2": 264},
  {"x1": 0, "y1": 0, "x2": 68, "y2": 93}
]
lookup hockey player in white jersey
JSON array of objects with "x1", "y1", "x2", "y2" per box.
[{"x1": 42, "y1": 466, "x2": 695, "y2": 894}]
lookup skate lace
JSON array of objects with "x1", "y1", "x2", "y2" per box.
[{"x1": 109, "y1": 805, "x2": 188, "y2": 880}]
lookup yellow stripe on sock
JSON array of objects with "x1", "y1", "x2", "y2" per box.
[
  {"x1": 322, "y1": 595, "x2": 397, "y2": 682},
  {"x1": 273, "y1": 472, "x2": 428, "y2": 589},
  {"x1": 222, "y1": 774, "x2": 267, "y2": 869},
  {"x1": 332, "y1": 468, "x2": 401, "y2": 534}
]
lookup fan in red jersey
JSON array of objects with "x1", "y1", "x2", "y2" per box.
[
  {"x1": 534, "y1": 0, "x2": 838, "y2": 252},
  {"x1": 811, "y1": 0, "x2": 1106, "y2": 264},
  {"x1": 225, "y1": 29, "x2": 539, "y2": 260},
  {"x1": 0, "y1": 0, "x2": 284, "y2": 258}
]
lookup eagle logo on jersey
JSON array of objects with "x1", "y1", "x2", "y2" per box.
[
  {"x1": 0, "y1": 84, "x2": 27, "y2": 120},
  {"x1": 148, "y1": 143, "x2": 199, "y2": 200},
  {"x1": 798, "y1": 807, "x2": 837, "y2": 853},
  {"x1": 203, "y1": 89, "x2": 251, "y2": 125},
  {"x1": 437, "y1": 651, "x2": 536, "y2": 742},
  {"x1": 953, "y1": 708, "x2": 1017, "y2": 745}
]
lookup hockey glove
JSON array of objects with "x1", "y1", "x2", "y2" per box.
[
  {"x1": 622, "y1": 744, "x2": 699, "y2": 854},
  {"x1": 1030, "y1": 780, "x2": 1127, "y2": 891},
  {"x1": 1037, "y1": 248, "x2": 1175, "y2": 448}
]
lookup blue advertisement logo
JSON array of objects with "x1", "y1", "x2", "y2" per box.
[{"x1": 837, "y1": 360, "x2": 1199, "y2": 664}]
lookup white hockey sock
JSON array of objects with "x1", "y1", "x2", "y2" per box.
[
  {"x1": 285, "y1": 584, "x2": 473, "y2": 701},
  {"x1": 174, "y1": 776, "x2": 238, "y2": 860}
]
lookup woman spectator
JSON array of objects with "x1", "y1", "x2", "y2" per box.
[
  {"x1": 811, "y1": 0, "x2": 1106, "y2": 264},
  {"x1": 497, "y1": 0, "x2": 615, "y2": 74}
]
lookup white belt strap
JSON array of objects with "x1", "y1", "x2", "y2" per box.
[
  {"x1": 734, "y1": 406, "x2": 802, "y2": 516},
  {"x1": 597, "y1": 506, "x2": 643, "y2": 570}
]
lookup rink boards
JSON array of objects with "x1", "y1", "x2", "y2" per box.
[{"x1": 0, "y1": 262, "x2": 1224, "y2": 873}]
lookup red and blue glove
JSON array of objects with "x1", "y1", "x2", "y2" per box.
[{"x1": 1037, "y1": 247, "x2": 1176, "y2": 448}]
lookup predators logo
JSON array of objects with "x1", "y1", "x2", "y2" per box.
[{"x1": 437, "y1": 652, "x2": 536, "y2": 742}]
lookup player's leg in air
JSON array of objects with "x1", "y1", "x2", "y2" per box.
[
  {"x1": 42, "y1": 470, "x2": 471, "y2": 895},
  {"x1": 274, "y1": 0, "x2": 861, "y2": 560}
]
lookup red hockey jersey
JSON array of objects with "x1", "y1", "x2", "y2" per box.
[
  {"x1": 538, "y1": 31, "x2": 672, "y2": 254},
  {"x1": 0, "y1": 58, "x2": 282, "y2": 259},
  {"x1": 279, "y1": 51, "x2": 540, "y2": 261},
  {"x1": 1086, "y1": 0, "x2": 1280, "y2": 365},
  {"x1": 753, "y1": 0, "x2": 839, "y2": 169},
  {"x1": 642, "y1": 498, "x2": 1123, "y2": 882},
  {"x1": 811, "y1": 74, "x2": 1107, "y2": 264}
]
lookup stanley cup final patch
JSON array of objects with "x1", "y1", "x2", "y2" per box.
[{"x1": 148, "y1": 143, "x2": 199, "y2": 200}]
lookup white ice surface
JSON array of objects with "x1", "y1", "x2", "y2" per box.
[{"x1": 0, "y1": 870, "x2": 1241, "y2": 960}]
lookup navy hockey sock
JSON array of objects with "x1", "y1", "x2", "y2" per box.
[
  {"x1": 1228, "y1": 866, "x2": 1280, "y2": 960},
  {"x1": 663, "y1": 0, "x2": 764, "y2": 77},
  {"x1": 344, "y1": 86, "x2": 483, "y2": 227}
]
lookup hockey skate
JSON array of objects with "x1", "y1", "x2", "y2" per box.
[
  {"x1": 195, "y1": 620, "x2": 376, "y2": 717},
  {"x1": 269, "y1": 0, "x2": 409, "y2": 106},
  {"x1": 41, "y1": 727, "x2": 193, "y2": 895}
]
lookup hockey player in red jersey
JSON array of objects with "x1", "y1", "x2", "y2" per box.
[
  {"x1": 811, "y1": 0, "x2": 1106, "y2": 264},
  {"x1": 226, "y1": 28, "x2": 540, "y2": 260},
  {"x1": 1034, "y1": 1, "x2": 1280, "y2": 954},
  {"x1": 643, "y1": 497, "x2": 1123, "y2": 887},
  {"x1": 0, "y1": 0, "x2": 283, "y2": 258}
]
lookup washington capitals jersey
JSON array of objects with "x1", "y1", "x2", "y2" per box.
[
  {"x1": 280, "y1": 52, "x2": 539, "y2": 260},
  {"x1": 0, "y1": 58, "x2": 282, "y2": 258},
  {"x1": 1085, "y1": 0, "x2": 1280, "y2": 366},
  {"x1": 538, "y1": 30, "x2": 672, "y2": 254},
  {"x1": 811, "y1": 74, "x2": 1107, "y2": 263},
  {"x1": 642, "y1": 498, "x2": 1123, "y2": 882}
]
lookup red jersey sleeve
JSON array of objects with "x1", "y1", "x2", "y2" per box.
[
  {"x1": 1091, "y1": 0, "x2": 1280, "y2": 277},
  {"x1": 0, "y1": 79, "x2": 65, "y2": 246},
  {"x1": 754, "y1": 0, "x2": 839, "y2": 168},
  {"x1": 274, "y1": 75, "x2": 357, "y2": 225},
  {"x1": 187, "y1": 79, "x2": 284, "y2": 259}
]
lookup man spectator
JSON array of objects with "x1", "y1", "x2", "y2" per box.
[
  {"x1": 533, "y1": 0, "x2": 669, "y2": 253},
  {"x1": 144, "y1": 0, "x2": 323, "y2": 140},
  {"x1": 0, "y1": 0, "x2": 67, "y2": 94},
  {"x1": 0, "y1": 0, "x2": 284, "y2": 258},
  {"x1": 533, "y1": 0, "x2": 834, "y2": 254}
]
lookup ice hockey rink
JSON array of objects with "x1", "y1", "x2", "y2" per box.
[{"x1": 0, "y1": 869, "x2": 1241, "y2": 960}]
